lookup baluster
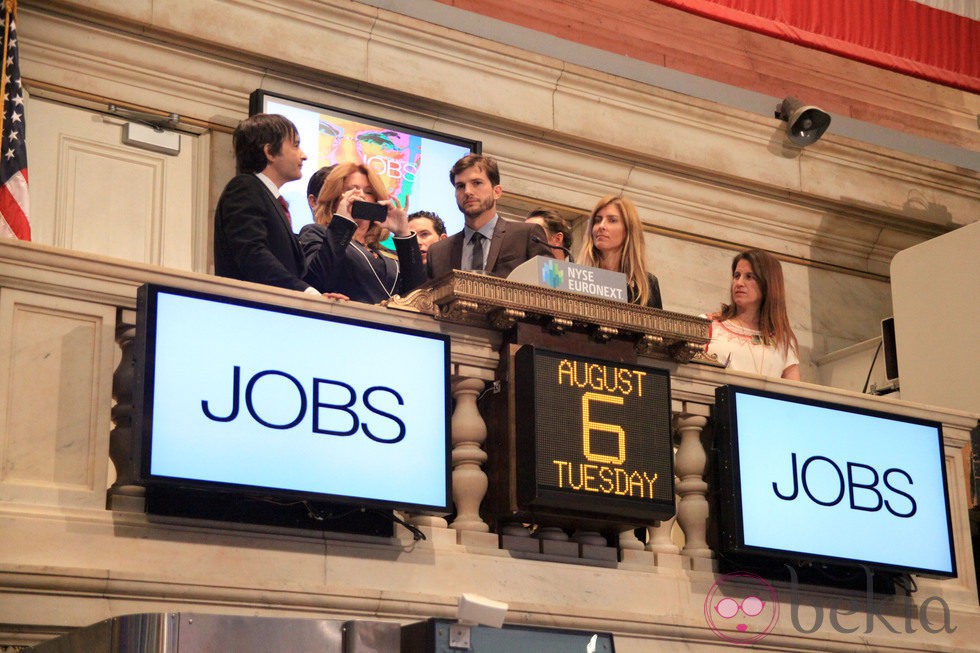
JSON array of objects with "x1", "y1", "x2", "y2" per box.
[
  {"x1": 647, "y1": 515, "x2": 680, "y2": 555},
  {"x1": 107, "y1": 312, "x2": 145, "y2": 510},
  {"x1": 675, "y1": 413, "x2": 711, "y2": 560},
  {"x1": 618, "y1": 528, "x2": 644, "y2": 551},
  {"x1": 449, "y1": 378, "x2": 489, "y2": 532},
  {"x1": 649, "y1": 442, "x2": 680, "y2": 556}
]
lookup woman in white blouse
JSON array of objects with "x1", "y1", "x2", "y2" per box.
[{"x1": 705, "y1": 249, "x2": 800, "y2": 380}]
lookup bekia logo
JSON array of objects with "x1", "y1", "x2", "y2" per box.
[
  {"x1": 704, "y1": 568, "x2": 956, "y2": 644},
  {"x1": 704, "y1": 572, "x2": 779, "y2": 645},
  {"x1": 541, "y1": 260, "x2": 563, "y2": 288}
]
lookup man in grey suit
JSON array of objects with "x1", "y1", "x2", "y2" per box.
[
  {"x1": 426, "y1": 154, "x2": 553, "y2": 279},
  {"x1": 214, "y1": 113, "x2": 343, "y2": 297}
]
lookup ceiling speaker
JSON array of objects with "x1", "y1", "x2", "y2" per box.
[{"x1": 775, "y1": 97, "x2": 831, "y2": 147}]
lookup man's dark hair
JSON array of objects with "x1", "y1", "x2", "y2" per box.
[
  {"x1": 527, "y1": 208, "x2": 572, "y2": 250},
  {"x1": 449, "y1": 154, "x2": 500, "y2": 187},
  {"x1": 408, "y1": 210, "x2": 446, "y2": 236},
  {"x1": 233, "y1": 113, "x2": 298, "y2": 175},
  {"x1": 307, "y1": 165, "x2": 334, "y2": 199}
]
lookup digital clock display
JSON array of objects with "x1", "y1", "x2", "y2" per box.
[{"x1": 514, "y1": 346, "x2": 675, "y2": 525}]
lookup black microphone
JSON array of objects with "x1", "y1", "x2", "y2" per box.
[{"x1": 531, "y1": 235, "x2": 574, "y2": 263}]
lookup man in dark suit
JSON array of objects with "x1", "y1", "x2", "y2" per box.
[
  {"x1": 214, "y1": 113, "x2": 337, "y2": 296},
  {"x1": 426, "y1": 154, "x2": 553, "y2": 279}
]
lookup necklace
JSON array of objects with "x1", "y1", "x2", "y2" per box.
[
  {"x1": 728, "y1": 318, "x2": 766, "y2": 374},
  {"x1": 733, "y1": 316, "x2": 763, "y2": 345},
  {"x1": 350, "y1": 240, "x2": 397, "y2": 298},
  {"x1": 745, "y1": 336, "x2": 766, "y2": 374}
]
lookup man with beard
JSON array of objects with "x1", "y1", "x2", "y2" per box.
[{"x1": 426, "y1": 154, "x2": 552, "y2": 279}]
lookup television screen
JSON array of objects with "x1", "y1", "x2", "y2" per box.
[
  {"x1": 249, "y1": 90, "x2": 480, "y2": 237},
  {"x1": 715, "y1": 385, "x2": 955, "y2": 578},
  {"x1": 133, "y1": 284, "x2": 451, "y2": 515}
]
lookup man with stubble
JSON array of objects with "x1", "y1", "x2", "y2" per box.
[{"x1": 426, "y1": 154, "x2": 552, "y2": 279}]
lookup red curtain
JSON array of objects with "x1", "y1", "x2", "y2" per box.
[{"x1": 651, "y1": 0, "x2": 979, "y2": 92}]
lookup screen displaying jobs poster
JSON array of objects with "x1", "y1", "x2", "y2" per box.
[
  {"x1": 139, "y1": 286, "x2": 450, "y2": 512},
  {"x1": 733, "y1": 390, "x2": 954, "y2": 575},
  {"x1": 260, "y1": 93, "x2": 475, "y2": 237}
]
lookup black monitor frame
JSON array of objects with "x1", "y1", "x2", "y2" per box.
[
  {"x1": 513, "y1": 345, "x2": 675, "y2": 527},
  {"x1": 713, "y1": 384, "x2": 956, "y2": 580},
  {"x1": 248, "y1": 89, "x2": 482, "y2": 156},
  {"x1": 132, "y1": 283, "x2": 452, "y2": 519}
]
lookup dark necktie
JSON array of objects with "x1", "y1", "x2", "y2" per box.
[
  {"x1": 470, "y1": 232, "x2": 485, "y2": 272},
  {"x1": 277, "y1": 196, "x2": 292, "y2": 228}
]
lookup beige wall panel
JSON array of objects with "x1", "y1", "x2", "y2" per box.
[
  {"x1": 552, "y1": 67, "x2": 802, "y2": 190},
  {"x1": 801, "y1": 143, "x2": 980, "y2": 230},
  {"x1": 891, "y1": 221, "x2": 980, "y2": 415},
  {"x1": 28, "y1": 97, "x2": 200, "y2": 271},
  {"x1": 0, "y1": 289, "x2": 116, "y2": 509},
  {"x1": 57, "y1": 137, "x2": 163, "y2": 263},
  {"x1": 18, "y1": 7, "x2": 259, "y2": 124},
  {"x1": 815, "y1": 338, "x2": 889, "y2": 393},
  {"x1": 367, "y1": 20, "x2": 562, "y2": 130}
]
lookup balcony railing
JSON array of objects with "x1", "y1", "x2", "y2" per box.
[{"x1": 1, "y1": 238, "x2": 977, "y2": 651}]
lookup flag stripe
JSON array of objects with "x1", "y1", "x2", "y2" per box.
[
  {"x1": 1, "y1": 5, "x2": 30, "y2": 241},
  {"x1": 0, "y1": 170, "x2": 29, "y2": 238}
]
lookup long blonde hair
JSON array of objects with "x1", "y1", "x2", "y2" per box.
[
  {"x1": 314, "y1": 162, "x2": 390, "y2": 249},
  {"x1": 576, "y1": 195, "x2": 652, "y2": 305}
]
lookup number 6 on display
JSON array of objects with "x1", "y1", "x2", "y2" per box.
[{"x1": 581, "y1": 391, "x2": 626, "y2": 465}]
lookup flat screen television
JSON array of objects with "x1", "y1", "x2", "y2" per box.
[
  {"x1": 714, "y1": 384, "x2": 956, "y2": 579},
  {"x1": 249, "y1": 90, "x2": 480, "y2": 237},
  {"x1": 132, "y1": 284, "x2": 452, "y2": 519}
]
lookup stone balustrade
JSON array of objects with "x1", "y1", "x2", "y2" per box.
[{"x1": 1, "y1": 238, "x2": 978, "y2": 651}]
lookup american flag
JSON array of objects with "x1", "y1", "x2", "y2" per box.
[{"x1": 0, "y1": 1, "x2": 28, "y2": 240}]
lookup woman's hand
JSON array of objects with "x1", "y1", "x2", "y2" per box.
[
  {"x1": 379, "y1": 196, "x2": 411, "y2": 237},
  {"x1": 335, "y1": 187, "x2": 367, "y2": 220}
]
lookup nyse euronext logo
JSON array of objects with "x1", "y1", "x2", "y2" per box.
[{"x1": 542, "y1": 260, "x2": 564, "y2": 288}]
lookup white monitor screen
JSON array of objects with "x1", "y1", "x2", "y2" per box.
[
  {"x1": 135, "y1": 285, "x2": 451, "y2": 513},
  {"x1": 719, "y1": 386, "x2": 955, "y2": 577},
  {"x1": 251, "y1": 90, "x2": 479, "y2": 238}
]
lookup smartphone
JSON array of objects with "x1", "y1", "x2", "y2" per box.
[{"x1": 351, "y1": 200, "x2": 387, "y2": 222}]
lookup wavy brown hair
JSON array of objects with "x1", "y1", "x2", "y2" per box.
[
  {"x1": 717, "y1": 249, "x2": 798, "y2": 355},
  {"x1": 314, "y1": 162, "x2": 390, "y2": 249},
  {"x1": 576, "y1": 195, "x2": 652, "y2": 305}
]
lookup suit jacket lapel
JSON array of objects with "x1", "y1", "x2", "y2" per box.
[
  {"x1": 449, "y1": 232, "x2": 465, "y2": 271},
  {"x1": 485, "y1": 218, "x2": 506, "y2": 273},
  {"x1": 259, "y1": 180, "x2": 305, "y2": 268},
  {"x1": 270, "y1": 189, "x2": 292, "y2": 229}
]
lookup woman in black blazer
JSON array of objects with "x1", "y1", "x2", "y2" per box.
[
  {"x1": 576, "y1": 195, "x2": 663, "y2": 309},
  {"x1": 299, "y1": 163, "x2": 426, "y2": 304}
]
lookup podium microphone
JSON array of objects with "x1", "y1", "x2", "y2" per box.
[{"x1": 531, "y1": 235, "x2": 574, "y2": 263}]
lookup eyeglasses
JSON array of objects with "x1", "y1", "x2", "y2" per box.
[{"x1": 715, "y1": 596, "x2": 765, "y2": 619}]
